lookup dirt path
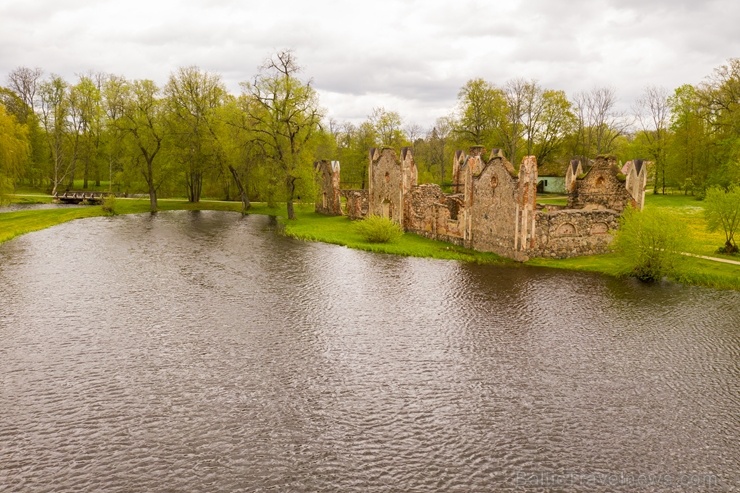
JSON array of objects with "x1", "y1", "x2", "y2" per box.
[{"x1": 681, "y1": 252, "x2": 740, "y2": 266}]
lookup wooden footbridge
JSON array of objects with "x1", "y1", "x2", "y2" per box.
[{"x1": 53, "y1": 191, "x2": 108, "y2": 205}]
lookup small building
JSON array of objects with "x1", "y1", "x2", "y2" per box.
[{"x1": 537, "y1": 161, "x2": 567, "y2": 194}]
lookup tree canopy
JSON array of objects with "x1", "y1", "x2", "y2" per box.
[{"x1": 1, "y1": 56, "x2": 738, "y2": 204}]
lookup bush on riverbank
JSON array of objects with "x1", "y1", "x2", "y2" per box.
[
  {"x1": 354, "y1": 215, "x2": 403, "y2": 243},
  {"x1": 612, "y1": 206, "x2": 689, "y2": 282},
  {"x1": 101, "y1": 195, "x2": 117, "y2": 215}
]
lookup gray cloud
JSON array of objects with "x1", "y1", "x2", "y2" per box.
[{"x1": 0, "y1": 0, "x2": 737, "y2": 126}]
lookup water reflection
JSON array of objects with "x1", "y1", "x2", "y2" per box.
[{"x1": 0, "y1": 211, "x2": 738, "y2": 492}]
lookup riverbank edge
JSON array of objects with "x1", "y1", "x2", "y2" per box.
[
  {"x1": 281, "y1": 213, "x2": 740, "y2": 291},
  {"x1": 2, "y1": 198, "x2": 739, "y2": 291}
]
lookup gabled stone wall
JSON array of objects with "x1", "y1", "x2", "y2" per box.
[
  {"x1": 314, "y1": 160, "x2": 343, "y2": 215},
  {"x1": 367, "y1": 147, "x2": 417, "y2": 225},
  {"x1": 565, "y1": 159, "x2": 584, "y2": 193},
  {"x1": 463, "y1": 150, "x2": 535, "y2": 260},
  {"x1": 568, "y1": 155, "x2": 636, "y2": 212},
  {"x1": 623, "y1": 159, "x2": 648, "y2": 210}
]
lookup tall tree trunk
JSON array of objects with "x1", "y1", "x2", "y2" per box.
[
  {"x1": 228, "y1": 165, "x2": 251, "y2": 213},
  {"x1": 286, "y1": 176, "x2": 296, "y2": 220},
  {"x1": 146, "y1": 159, "x2": 157, "y2": 212}
]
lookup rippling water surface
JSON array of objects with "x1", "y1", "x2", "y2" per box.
[{"x1": 1, "y1": 211, "x2": 738, "y2": 492}]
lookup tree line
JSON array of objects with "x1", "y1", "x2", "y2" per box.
[{"x1": 1, "y1": 53, "x2": 738, "y2": 217}]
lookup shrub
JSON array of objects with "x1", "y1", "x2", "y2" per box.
[
  {"x1": 101, "y1": 194, "x2": 117, "y2": 215},
  {"x1": 612, "y1": 206, "x2": 688, "y2": 282},
  {"x1": 354, "y1": 215, "x2": 403, "y2": 243},
  {"x1": 704, "y1": 185, "x2": 740, "y2": 254}
]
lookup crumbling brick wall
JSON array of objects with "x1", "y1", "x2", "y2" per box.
[{"x1": 314, "y1": 160, "x2": 343, "y2": 215}]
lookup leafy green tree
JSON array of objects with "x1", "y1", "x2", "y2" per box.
[
  {"x1": 453, "y1": 78, "x2": 505, "y2": 148},
  {"x1": 111, "y1": 78, "x2": 169, "y2": 211},
  {"x1": 38, "y1": 74, "x2": 72, "y2": 195},
  {"x1": 531, "y1": 89, "x2": 576, "y2": 166},
  {"x1": 668, "y1": 84, "x2": 710, "y2": 193},
  {"x1": 68, "y1": 74, "x2": 105, "y2": 189},
  {"x1": 697, "y1": 58, "x2": 740, "y2": 188},
  {"x1": 369, "y1": 107, "x2": 406, "y2": 148},
  {"x1": 612, "y1": 206, "x2": 688, "y2": 282},
  {"x1": 333, "y1": 120, "x2": 376, "y2": 189},
  {"x1": 0, "y1": 103, "x2": 29, "y2": 202},
  {"x1": 164, "y1": 66, "x2": 227, "y2": 202},
  {"x1": 101, "y1": 74, "x2": 129, "y2": 192},
  {"x1": 241, "y1": 50, "x2": 323, "y2": 219},
  {"x1": 704, "y1": 185, "x2": 740, "y2": 253}
]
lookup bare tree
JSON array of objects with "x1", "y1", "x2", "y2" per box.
[
  {"x1": 635, "y1": 86, "x2": 671, "y2": 193},
  {"x1": 7, "y1": 66, "x2": 42, "y2": 115},
  {"x1": 572, "y1": 87, "x2": 631, "y2": 157}
]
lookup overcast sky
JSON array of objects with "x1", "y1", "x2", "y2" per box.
[{"x1": 1, "y1": 0, "x2": 738, "y2": 128}]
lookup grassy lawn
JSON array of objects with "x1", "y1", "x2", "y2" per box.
[
  {"x1": 282, "y1": 212, "x2": 509, "y2": 264},
  {"x1": 642, "y1": 193, "x2": 734, "y2": 259},
  {"x1": 536, "y1": 194, "x2": 568, "y2": 207}
]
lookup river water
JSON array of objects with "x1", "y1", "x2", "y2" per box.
[{"x1": 0, "y1": 211, "x2": 738, "y2": 492}]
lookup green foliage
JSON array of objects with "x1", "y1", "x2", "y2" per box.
[
  {"x1": 704, "y1": 185, "x2": 740, "y2": 253},
  {"x1": 101, "y1": 194, "x2": 117, "y2": 215},
  {"x1": 354, "y1": 215, "x2": 403, "y2": 243},
  {"x1": 242, "y1": 50, "x2": 323, "y2": 219},
  {"x1": 0, "y1": 102, "x2": 29, "y2": 202},
  {"x1": 612, "y1": 206, "x2": 689, "y2": 282}
]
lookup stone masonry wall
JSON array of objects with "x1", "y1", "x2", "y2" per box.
[
  {"x1": 465, "y1": 151, "x2": 524, "y2": 259},
  {"x1": 322, "y1": 148, "x2": 644, "y2": 261},
  {"x1": 367, "y1": 147, "x2": 417, "y2": 225},
  {"x1": 533, "y1": 209, "x2": 620, "y2": 258},
  {"x1": 341, "y1": 189, "x2": 369, "y2": 220},
  {"x1": 404, "y1": 184, "x2": 465, "y2": 245},
  {"x1": 568, "y1": 155, "x2": 636, "y2": 212},
  {"x1": 314, "y1": 160, "x2": 343, "y2": 215}
]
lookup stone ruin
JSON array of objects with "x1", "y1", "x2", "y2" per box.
[
  {"x1": 313, "y1": 160, "x2": 342, "y2": 215},
  {"x1": 314, "y1": 148, "x2": 647, "y2": 260}
]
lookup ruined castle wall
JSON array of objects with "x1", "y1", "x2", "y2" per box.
[
  {"x1": 404, "y1": 184, "x2": 465, "y2": 245},
  {"x1": 568, "y1": 156, "x2": 636, "y2": 212},
  {"x1": 341, "y1": 189, "x2": 369, "y2": 220},
  {"x1": 368, "y1": 148, "x2": 416, "y2": 225},
  {"x1": 624, "y1": 160, "x2": 648, "y2": 210},
  {"x1": 466, "y1": 157, "x2": 521, "y2": 257},
  {"x1": 314, "y1": 160, "x2": 343, "y2": 215},
  {"x1": 533, "y1": 209, "x2": 620, "y2": 258}
]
